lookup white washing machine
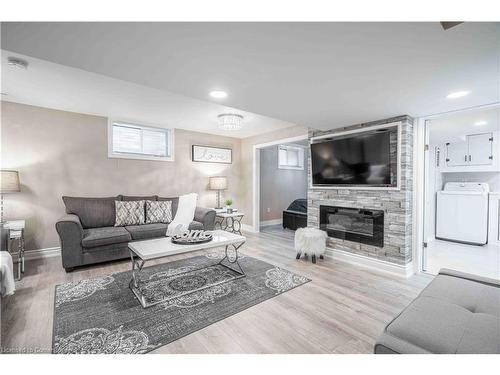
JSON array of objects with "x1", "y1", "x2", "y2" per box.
[{"x1": 436, "y1": 182, "x2": 490, "y2": 245}]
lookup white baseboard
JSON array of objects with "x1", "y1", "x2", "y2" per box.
[
  {"x1": 241, "y1": 224, "x2": 258, "y2": 233},
  {"x1": 326, "y1": 247, "x2": 414, "y2": 278},
  {"x1": 12, "y1": 247, "x2": 61, "y2": 261},
  {"x1": 259, "y1": 219, "x2": 282, "y2": 227}
]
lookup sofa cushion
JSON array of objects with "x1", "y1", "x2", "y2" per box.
[
  {"x1": 125, "y1": 223, "x2": 168, "y2": 240},
  {"x1": 115, "y1": 200, "x2": 145, "y2": 226},
  {"x1": 122, "y1": 195, "x2": 157, "y2": 201},
  {"x1": 188, "y1": 221, "x2": 204, "y2": 231},
  {"x1": 82, "y1": 226, "x2": 132, "y2": 248},
  {"x1": 378, "y1": 272, "x2": 500, "y2": 354},
  {"x1": 63, "y1": 196, "x2": 120, "y2": 229},
  {"x1": 145, "y1": 200, "x2": 173, "y2": 224},
  {"x1": 158, "y1": 197, "x2": 179, "y2": 217}
]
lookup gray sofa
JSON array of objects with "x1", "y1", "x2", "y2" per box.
[
  {"x1": 56, "y1": 195, "x2": 216, "y2": 272},
  {"x1": 375, "y1": 268, "x2": 500, "y2": 354}
]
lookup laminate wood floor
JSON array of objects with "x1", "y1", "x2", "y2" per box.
[{"x1": 1, "y1": 225, "x2": 431, "y2": 354}]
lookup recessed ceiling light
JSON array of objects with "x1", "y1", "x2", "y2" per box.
[
  {"x1": 474, "y1": 121, "x2": 487, "y2": 126},
  {"x1": 209, "y1": 90, "x2": 228, "y2": 99},
  {"x1": 446, "y1": 90, "x2": 469, "y2": 99},
  {"x1": 7, "y1": 56, "x2": 28, "y2": 70}
]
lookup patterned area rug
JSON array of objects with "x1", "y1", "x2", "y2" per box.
[{"x1": 52, "y1": 251, "x2": 310, "y2": 354}]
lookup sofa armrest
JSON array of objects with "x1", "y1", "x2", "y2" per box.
[
  {"x1": 439, "y1": 268, "x2": 500, "y2": 288},
  {"x1": 194, "y1": 207, "x2": 216, "y2": 231},
  {"x1": 55, "y1": 214, "x2": 84, "y2": 270}
]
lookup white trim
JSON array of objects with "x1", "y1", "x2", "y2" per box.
[
  {"x1": 107, "y1": 119, "x2": 175, "y2": 162},
  {"x1": 11, "y1": 247, "x2": 61, "y2": 261},
  {"x1": 326, "y1": 247, "x2": 414, "y2": 278},
  {"x1": 414, "y1": 117, "x2": 427, "y2": 274},
  {"x1": 252, "y1": 134, "x2": 309, "y2": 233},
  {"x1": 309, "y1": 121, "x2": 402, "y2": 191},
  {"x1": 241, "y1": 224, "x2": 258, "y2": 233},
  {"x1": 259, "y1": 219, "x2": 282, "y2": 227},
  {"x1": 310, "y1": 122, "x2": 400, "y2": 142}
]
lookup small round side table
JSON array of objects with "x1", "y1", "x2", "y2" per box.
[
  {"x1": 215, "y1": 212, "x2": 244, "y2": 235},
  {"x1": 4, "y1": 220, "x2": 26, "y2": 280}
]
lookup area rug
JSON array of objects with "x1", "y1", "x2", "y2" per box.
[{"x1": 52, "y1": 250, "x2": 310, "y2": 354}]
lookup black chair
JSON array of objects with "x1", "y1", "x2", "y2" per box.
[{"x1": 282, "y1": 199, "x2": 307, "y2": 230}]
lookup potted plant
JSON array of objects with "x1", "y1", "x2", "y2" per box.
[{"x1": 225, "y1": 198, "x2": 233, "y2": 213}]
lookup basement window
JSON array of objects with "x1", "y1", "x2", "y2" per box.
[
  {"x1": 278, "y1": 144, "x2": 305, "y2": 170},
  {"x1": 108, "y1": 121, "x2": 174, "y2": 161}
]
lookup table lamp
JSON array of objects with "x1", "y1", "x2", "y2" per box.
[
  {"x1": 1, "y1": 170, "x2": 20, "y2": 224},
  {"x1": 209, "y1": 176, "x2": 227, "y2": 209}
]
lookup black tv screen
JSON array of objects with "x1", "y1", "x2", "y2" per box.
[{"x1": 311, "y1": 131, "x2": 392, "y2": 186}]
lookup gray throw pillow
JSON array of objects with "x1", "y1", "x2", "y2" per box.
[
  {"x1": 145, "y1": 200, "x2": 173, "y2": 224},
  {"x1": 115, "y1": 200, "x2": 145, "y2": 226}
]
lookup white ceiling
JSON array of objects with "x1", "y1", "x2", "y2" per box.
[
  {"x1": 0, "y1": 50, "x2": 296, "y2": 138},
  {"x1": 1, "y1": 22, "x2": 499, "y2": 132},
  {"x1": 428, "y1": 105, "x2": 500, "y2": 144}
]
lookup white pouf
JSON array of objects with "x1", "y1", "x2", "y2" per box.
[{"x1": 294, "y1": 227, "x2": 327, "y2": 264}]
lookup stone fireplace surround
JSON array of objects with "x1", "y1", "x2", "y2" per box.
[{"x1": 308, "y1": 115, "x2": 414, "y2": 268}]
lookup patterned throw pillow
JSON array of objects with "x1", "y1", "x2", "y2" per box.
[
  {"x1": 145, "y1": 200, "x2": 173, "y2": 224},
  {"x1": 114, "y1": 200, "x2": 145, "y2": 226}
]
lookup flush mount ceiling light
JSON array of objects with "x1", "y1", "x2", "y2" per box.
[
  {"x1": 209, "y1": 90, "x2": 228, "y2": 99},
  {"x1": 474, "y1": 120, "x2": 487, "y2": 126},
  {"x1": 218, "y1": 113, "x2": 243, "y2": 131},
  {"x1": 446, "y1": 90, "x2": 469, "y2": 99},
  {"x1": 7, "y1": 56, "x2": 28, "y2": 70}
]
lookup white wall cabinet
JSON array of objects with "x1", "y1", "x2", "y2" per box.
[
  {"x1": 445, "y1": 132, "x2": 494, "y2": 169},
  {"x1": 467, "y1": 133, "x2": 493, "y2": 166},
  {"x1": 445, "y1": 141, "x2": 468, "y2": 166}
]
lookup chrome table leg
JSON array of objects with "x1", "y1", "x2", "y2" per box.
[
  {"x1": 128, "y1": 250, "x2": 147, "y2": 307},
  {"x1": 217, "y1": 242, "x2": 245, "y2": 277}
]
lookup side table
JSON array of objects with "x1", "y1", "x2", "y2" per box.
[
  {"x1": 215, "y1": 212, "x2": 244, "y2": 235},
  {"x1": 4, "y1": 220, "x2": 26, "y2": 280}
]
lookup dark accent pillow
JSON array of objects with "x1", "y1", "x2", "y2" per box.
[
  {"x1": 62, "y1": 196, "x2": 119, "y2": 229},
  {"x1": 158, "y1": 197, "x2": 179, "y2": 218}
]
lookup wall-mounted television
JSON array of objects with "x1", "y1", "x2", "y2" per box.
[{"x1": 311, "y1": 129, "x2": 394, "y2": 187}]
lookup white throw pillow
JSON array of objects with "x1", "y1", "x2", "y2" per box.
[
  {"x1": 114, "y1": 200, "x2": 145, "y2": 226},
  {"x1": 145, "y1": 200, "x2": 173, "y2": 224}
]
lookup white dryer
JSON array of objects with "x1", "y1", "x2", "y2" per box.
[{"x1": 436, "y1": 182, "x2": 489, "y2": 245}]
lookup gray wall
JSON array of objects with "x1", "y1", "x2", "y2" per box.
[
  {"x1": 308, "y1": 115, "x2": 414, "y2": 265},
  {"x1": 259, "y1": 145, "x2": 308, "y2": 223},
  {"x1": 1, "y1": 101, "x2": 242, "y2": 250},
  {"x1": 239, "y1": 126, "x2": 309, "y2": 226}
]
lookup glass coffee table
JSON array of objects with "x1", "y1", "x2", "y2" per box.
[{"x1": 127, "y1": 230, "x2": 246, "y2": 308}]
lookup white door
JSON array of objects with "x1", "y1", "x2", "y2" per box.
[
  {"x1": 446, "y1": 141, "x2": 468, "y2": 166},
  {"x1": 468, "y1": 133, "x2": 493, "y2": 165}
]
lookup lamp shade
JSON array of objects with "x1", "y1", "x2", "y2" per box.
[
  {"x1": 1, "y1": 170, "x2": 20, "y2": 193},
  {"x1": 209, "y1": 176, "x2": 227, "y2": 190}
]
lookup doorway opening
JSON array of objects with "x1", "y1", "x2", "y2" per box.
[
  {"x1": 422, "y1": 105, "x2": 500, "y2": 279},
  {"x1": 252, "y1": 134, "x2": 308, "y2": 232},
  {"x1": 259, "y1": 139, "x2": 308, "y2": 233}
]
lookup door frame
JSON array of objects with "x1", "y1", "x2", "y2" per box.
[
  {"x1": 414, "y1": 102, "x2": 500, "y2": 274},
  {"x1": 252, "y1": 134, "x2": 309, "y2": 232}
]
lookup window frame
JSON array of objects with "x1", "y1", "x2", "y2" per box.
[
  {"x1": 278, "y1": 144, "x2": 305, "y2": 170},
  {"x1": 108, "y1": 120, "x2": 175, "y2": 162}
]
